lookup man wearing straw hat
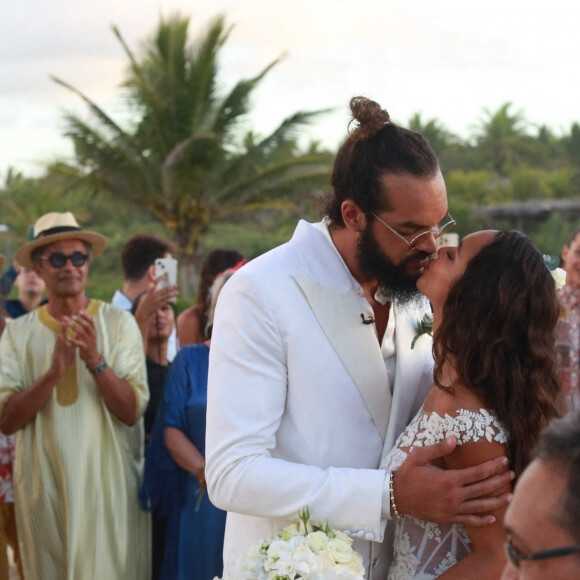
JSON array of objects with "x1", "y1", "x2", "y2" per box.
[{"x1": 0, "y1": 212, "x2": 150, "y2": 579}]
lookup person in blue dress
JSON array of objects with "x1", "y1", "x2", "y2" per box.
[{"x1": 140, "y1": 269, "x2": 235, "y2": 579}]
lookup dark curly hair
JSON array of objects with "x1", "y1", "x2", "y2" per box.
[
  {"x1": 326, "y1": 96, "x2": 439, "y2": 226},
  {"x1": 434, "y1": 230, "x2": 562, "y2": 479}
]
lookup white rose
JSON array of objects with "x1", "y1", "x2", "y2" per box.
[
  {"x1": 327, "y1": 538, "x2": 355, "y2": 565},
  {"x1": 281, "y1": 524, "x2": 300, "y2": 540},
  {"x1": 551, "y1": 267, "x2": 567, "y2": 290},
  {"x1": 318, "y1": 548, "x2": 336, "y2": 570},
  {"x1": 307, "y1": 531, "x2": 329, "y2": 552},
  {"x1": 344, "y1": 551, "x2": 364, "y2": 575},
  {"x1": 331, "y1": 530, "x2": 353, "y2": 546}
]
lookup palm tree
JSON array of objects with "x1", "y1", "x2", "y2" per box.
[
  {"x1": 471, "y1": 103, "x2": 528, "y2": 176},
  {"x1": 52, "y1": 13, "x2": 333, "y2": 294},
  {"x1": 0, "y1": 166, "x2": 94, "y2": 250},
  {"x1": 407, "y1": 113, "x2": 457, "y2": 155}
]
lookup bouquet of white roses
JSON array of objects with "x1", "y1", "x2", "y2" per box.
[{"x1": 214, "y1": 507, "x2": 365, "y2": 580}]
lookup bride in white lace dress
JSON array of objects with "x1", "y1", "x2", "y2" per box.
[{"x1": 381, "y1": 230, "x2": 561, "y2": 579}]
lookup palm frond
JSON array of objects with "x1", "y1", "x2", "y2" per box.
[{"x1": 210, "y1": 57, "x2": 282, "y2": 137}]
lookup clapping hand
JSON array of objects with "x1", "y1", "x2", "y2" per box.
[
  {"x1": 63, "y1": 311, "x2": 102, "y2": 369},
  {"x1": 50, "y1": 323, "x2": 77, "y2": 378}
]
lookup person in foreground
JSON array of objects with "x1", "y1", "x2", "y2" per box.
[
  {"x1": 501, "y1": 410, "x2": 580, "y2": 580},
  {"x1": 381, "y1": 230, "x2": 561, "y2": 578},
  {"x1": 205, "y1": 96, "x2": 513, "y2": 578},
  {"x1": 0, "y1": 212, "x2": 150, "y2": 579},
  {"x1": 140, "y1": 270, "x2": 233, "y2": 579}
]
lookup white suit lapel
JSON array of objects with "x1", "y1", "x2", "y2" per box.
[{"x1": 294, "y1": 274, "x2": 391, "y2": 440}]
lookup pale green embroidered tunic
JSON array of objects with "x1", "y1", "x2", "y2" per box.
[{"x1": 0, "y1": 301, "x2": 150, "y2": 579}]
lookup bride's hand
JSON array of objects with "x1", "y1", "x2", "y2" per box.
[{"x1": 392, "y1": 436, "x2": 514, "y2": 527}]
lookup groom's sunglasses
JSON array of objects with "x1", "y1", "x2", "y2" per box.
[{"x1": 42, "y1": 251, "x2": 89, "y2": 268}]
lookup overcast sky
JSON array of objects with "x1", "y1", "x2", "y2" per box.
[{"x1": 2, "y1": 1, "x2": 580, "y2": 178}]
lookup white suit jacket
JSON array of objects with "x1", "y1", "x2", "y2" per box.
[{"x1": 206, "y1": 220, "x2": 433, "y2": 578}]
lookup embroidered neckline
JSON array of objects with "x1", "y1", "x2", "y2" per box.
[
  {"x1": 37, "y1": 300, "x2": 101, "y2": 331},
  {"x1": 37, "y1": 300, "x2": 102, "y2": 406}
]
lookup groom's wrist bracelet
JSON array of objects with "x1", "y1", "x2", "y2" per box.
[{"x1": 389, "y1": 471, "x2": 403, "y2": 520}]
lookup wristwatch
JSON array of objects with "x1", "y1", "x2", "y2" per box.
[{"x1": 88, "y1": 358, "x2": 108, "y2": 375}]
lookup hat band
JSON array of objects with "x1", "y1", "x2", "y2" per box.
[{"x1": 36, "y1": 226, "x2": 82, "y2": 239}]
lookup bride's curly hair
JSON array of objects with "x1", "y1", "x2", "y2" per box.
[{"x1": 434, "y1": 230, "x2": 562, "y2": 479}]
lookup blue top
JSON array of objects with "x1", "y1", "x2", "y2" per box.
[{"x1": 140, "y1": 344, "x2": 226, "y2": 580}]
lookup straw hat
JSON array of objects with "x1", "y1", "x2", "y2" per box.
[{"x1": 15, "y1": 212, "x2": 107, "y2": 269}]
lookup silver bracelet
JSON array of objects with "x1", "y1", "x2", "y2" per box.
[{"x1": 389, "y1": 471, "x2": 403, "y2": 520}]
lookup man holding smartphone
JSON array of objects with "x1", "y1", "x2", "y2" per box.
[{"x1": 113, "y1": 233, "x2": 179, "y2": 359}]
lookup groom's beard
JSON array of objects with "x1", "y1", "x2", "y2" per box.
[{"x1": 356, "y1": 224, "x2": 426, "y2": 306}]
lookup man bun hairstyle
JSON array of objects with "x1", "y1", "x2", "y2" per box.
[{"x1": 327, "y1": 96, "x2": 440, "y2": 226}]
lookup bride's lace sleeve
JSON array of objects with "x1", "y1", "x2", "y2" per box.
[
  {"x1": 380, "y1": 408, "x2": 508, "y2": 472},
  {"x1": 407, "y1": 408, "x2": 508, "y2": 448}
]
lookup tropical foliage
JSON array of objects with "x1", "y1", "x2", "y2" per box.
[
  {"x1": 1, "y1": 14, "x2": 580, "y2": 302},
  {"x1": 50, "y1": 13, "x2": 333, "y2": 293}
]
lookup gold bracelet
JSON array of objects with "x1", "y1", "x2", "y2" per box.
[{"x1": 389, "y1": 471, "x2": 403, "y2": 520}]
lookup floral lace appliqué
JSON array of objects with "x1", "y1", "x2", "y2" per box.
[
  {"x1": 398, "y1": 407, "x2": 507, "y2": 451},
  {"x1": 383, "y1": 407, "x2": 508, "y2": 579}
]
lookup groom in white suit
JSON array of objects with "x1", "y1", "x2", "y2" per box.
[{"x1": 206, "y1": 97, "x2": 512, "y2": 578}]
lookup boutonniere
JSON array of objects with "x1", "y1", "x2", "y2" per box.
[{"x1": 411, "y1": 312, "x2": 433, "y2": 349}]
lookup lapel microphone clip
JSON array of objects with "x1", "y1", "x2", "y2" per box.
[{"x1": 361, "y1": 313, "x2": 375, "y2": 325}]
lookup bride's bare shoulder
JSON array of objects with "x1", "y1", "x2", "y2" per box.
[{"x1": 423, "y1": 381, "x2": 485, "y2": 415}]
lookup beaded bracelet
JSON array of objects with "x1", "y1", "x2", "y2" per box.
[{"x1": 389, "y1": 471, "x2": 403, "y2": 520}]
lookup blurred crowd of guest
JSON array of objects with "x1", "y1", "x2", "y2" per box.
[
  {"x1": 0, "y1": 212, "x2": 245, "y2": 580},
  {"x1": 557, "y1": 228, "x2": 580, "y2": 411},
  {"x1": 0, "y1": 211, "x2": 577, "y2": 580}
]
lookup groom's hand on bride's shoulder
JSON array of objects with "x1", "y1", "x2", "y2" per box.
[{"x1": 390, "y1": 436, "x2": 514, "y2": 527}]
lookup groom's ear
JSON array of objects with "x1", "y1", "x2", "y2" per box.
[{"x1": 341, "y1": 200, "x2": 366, "y2": 233}]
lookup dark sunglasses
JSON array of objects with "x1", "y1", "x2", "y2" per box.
[
  {"x1": 504, "y1": 536, "x2": 580, "y2": 569},
  {"x1": 43, "y1": 251, "x2": 89, "y2": 268}
]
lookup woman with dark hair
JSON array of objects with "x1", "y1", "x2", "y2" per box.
[
  {"x1": 131, "y1": 291, "x2": 176, "y2": 442},
  {"x1": 176, "y1": 249, "x2": 245, "y2": 346},
  {"x1": 140, "y1": 269, "x2": 236, "y2": 580},
  {"x1": 131, "y1": 291, "x2": 176, "y2": 580},
  {"x1": 381, "y1": 230, "x2": 561, "y2": 579}
]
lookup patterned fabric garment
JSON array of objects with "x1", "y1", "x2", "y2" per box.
[
  {"x1": 381, "y1": 407, "x2": 508, "y2": 579},
  {"x1": 557, "y1": 286, "x2": 580, "y2": 411},
  {"x1": 0, "y1": 432, "x2": 14, "y2": 504}
]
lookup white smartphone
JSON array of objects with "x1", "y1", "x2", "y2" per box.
[{"x1": 154, "y1": 257, "x2": 178, "y2": 299}]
